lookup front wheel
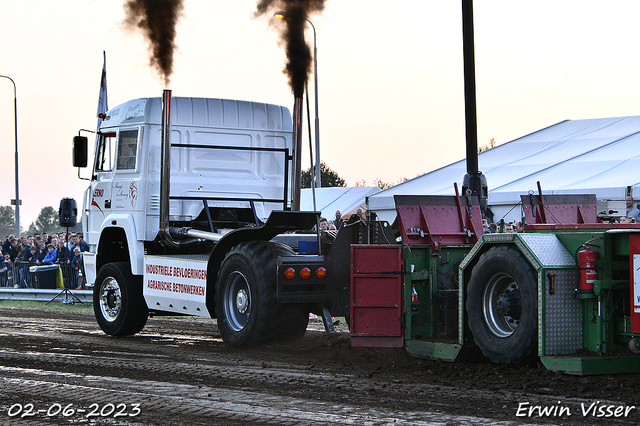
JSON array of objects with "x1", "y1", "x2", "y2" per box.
[
  {"x1": 215, "y1": 241, "x2": 308, "y2": 347},
  {"x1": 466, "y1": 246, "x2": 538, "y2": 365},
  {"x1": 93, "y1": 262, "x2": 148, "y2": 336}
]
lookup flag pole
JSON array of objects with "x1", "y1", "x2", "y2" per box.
[{"x1": 96, "y1": 51, "x2": 108, "y2": 133}]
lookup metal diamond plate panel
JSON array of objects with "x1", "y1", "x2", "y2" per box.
[
  {"x1": 459, "y1": 234, "x2": 515, "y2": 270},
  {"x1": 542, "y1": 269, "x2": 582, "y2": 355},
  {"x1": 518, "y1": 234, "x2": 575, "y2": 267}
]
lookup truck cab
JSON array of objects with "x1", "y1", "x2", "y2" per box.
[{"x1": 80, "y1": 96, "x2": 295, "y2": 285}]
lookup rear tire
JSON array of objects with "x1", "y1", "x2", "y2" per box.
[
  {"x1": 466, "y1": 246, "x2": 538, "y2": 365},
  {"x1": 94, "y1": 262, "x2": 148, "y2": 336},
  {"x1": 215, "y1": 241, "x2": 308, "y2": 347}
]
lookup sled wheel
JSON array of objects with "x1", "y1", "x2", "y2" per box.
[{"x1": 466, "y1": 246, "x2": 537, "y2": 365}]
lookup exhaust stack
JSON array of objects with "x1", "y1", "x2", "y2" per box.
[
  {"x1": 158, "y1": 89, "x2": 206, "y2": 248},
  {"x1": 159, "y1": 89, "x2": 172, "y2": 244},
  {"x1": 291, "y1": 96, "x2": 303, "y2": 211}
]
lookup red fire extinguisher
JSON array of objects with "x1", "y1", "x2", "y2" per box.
[
  {"x1": 578, "y1": 239, "x2": 598, "y2": 295},
  {"x1": 411, "y1": 284, "x2": 418, "y2": 311}
]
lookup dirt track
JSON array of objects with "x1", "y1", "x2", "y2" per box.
[{"x1": 0, "y1": 307, "x2": 638, "y2": 425}]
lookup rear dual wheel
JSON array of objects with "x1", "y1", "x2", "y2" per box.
[{"x1": 216, "y1": 241, "x2": 309, "y2": 347}]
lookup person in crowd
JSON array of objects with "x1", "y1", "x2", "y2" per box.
[
  {"x1": 10, "y1": 245, "x2": 24, "y2": 265},
  {"x1": 7, "y1": 237, "x2": 19, "y2": 262},
  {"x1": 66, "y1": 233, "x2": 76, "y2": 251},
  {"x1": 56, "y1": 238, "x2": 70, "y2": 264},
  {"x1": 22, "y1": 245, "x2": 36, "y2": 263},
  {"x1": 20, "y1": 245, "x2": 39, "y2": 287},
  {"x1": 333, "y1": 210, "x2": 343, "y2": 230},
  {"x1": 70, "y1": 247, "x2": 84, "y2": 289},
  {"x1": 319, "y1": 217, "x2": 329, "y2": 231},
  {"x1": 482, "y1": 218, "x2": 490, "y2": 233},
  {"x1": 33, "y1": 240, "x2": 47, "y2": 265},
  {"x1": 43, "y1": 244, "x2": 57, "y2": 265},
  {"x1": 9, "y1": 244, "x2": 24, "y2": 288},
  {"x1": 67, "y1": 233, "x2": 89, "y2": 252},
  {"x1": 1, "y1": 235, "x2": 12, "y2": 256},
  {"x1": 0, "y1": 253, "x2": 8, "y2": 287},
  {"x1": 327, "y1": 221, "x2": 337, "y2": 231},
  {"x1": 77, "y1": 233, "x2": 90, "y2": 252},
  {"x1": 32, "y1": 235, "x2": 43, "y2": 252},
  {"x1": 626, "y1": 195, "x2": 640, "y2": 222},
  {"x1": 56, "y1": 237, "x2": 71, "y2": 287},
  {"x1": 71, "y1": 247, "x2": 83, "y2": 267}
]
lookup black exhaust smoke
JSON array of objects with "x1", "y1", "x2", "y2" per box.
[
  {"x1": 124, "y1": 0, "x2": 184, "y2": 87},
  {"x1": 256, "y1": 0, "x2": 326, "y2": 210},
  {"x1": 255, "y1": 0, "x2": 326, "y2": 97}
]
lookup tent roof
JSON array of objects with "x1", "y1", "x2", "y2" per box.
[
  {"x1": 301, "y1": 187, "x2": 380, "y2": 218},
  {"x1": 369, "y1": 116, "x2": 640, "y2": 212}
]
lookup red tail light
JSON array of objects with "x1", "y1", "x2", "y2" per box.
[
  {"x1": 315, "y1": 267, "x2": 327, "y2": 279},
  {"x1": 300, "y1": 267, "x2": 311, "y2": 279},
  {"x1": 284, "y1": 268, "x2": 296, "y2": 280}
]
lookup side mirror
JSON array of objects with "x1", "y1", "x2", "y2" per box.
[{"x1": 73, "y1": 136, "x2": 88, "y2": 168}]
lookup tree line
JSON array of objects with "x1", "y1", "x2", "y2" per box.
[{"x1": 302, "y1": 161, "x2": 412, "y2": 191}]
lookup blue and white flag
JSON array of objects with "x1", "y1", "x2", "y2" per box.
[{"x1": 96, "y1": 51, "x2": 108, "y2": 132}]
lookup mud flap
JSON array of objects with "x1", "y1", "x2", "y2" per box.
[{"x1": 350, "y1": 245, "x2": 403, "y2": 347}]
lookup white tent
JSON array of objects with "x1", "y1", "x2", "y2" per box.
[
  {"x1": 369, "y1": 116, "x2": 640, "y2": 223},
  {"x1": 301, "y1": 187, "x2": 380, "y2": 220}
]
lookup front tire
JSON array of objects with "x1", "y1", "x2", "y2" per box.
[
  {"x1": 216, "y1": 241, "x2": 308, "y2": 347},
  {"x1": 466, "y1": 246, "x2": 538, "y2": 365},
  {"x1": 94, "y1": 262, "x2": 148, "y2": 336}
]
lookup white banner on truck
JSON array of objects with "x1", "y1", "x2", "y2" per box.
[{"x1": 143, "y1": 255, "x2": 210, "y2": 317}]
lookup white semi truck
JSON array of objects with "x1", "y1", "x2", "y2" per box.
[{"x1": 73, "y1": 90, "x2": 366, "y2": 345}]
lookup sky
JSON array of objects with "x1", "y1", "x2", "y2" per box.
[{"x1": 1, "y1": 0, "x2": 640, "y2": 229}]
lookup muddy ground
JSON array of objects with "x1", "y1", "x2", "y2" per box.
[{"x1": 0, "y1": 307, "x2": 638, "y2": 425}]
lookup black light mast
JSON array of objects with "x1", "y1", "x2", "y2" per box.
[{"x1": 461, "y1": 0, "x2": 488, "y2": 211}]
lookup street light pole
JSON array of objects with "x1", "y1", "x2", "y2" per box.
[
  {"x1": 274, "y1": 12, "x2": 321, "y2": 190},
  {"x1": 307, "y1": 19, "x2": 321, "y2": 190},
  {"x1": 0, "y1": 75, "x2": 19, "y2": 237}
]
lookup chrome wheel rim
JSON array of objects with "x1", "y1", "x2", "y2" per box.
[
  {"x1": 223, "y1": 271, "x2": 251, "y2": 332},
  {"x1": 99, "y1": 277, "x2": 122, "y2": 323},
  {"x1": 482, "y1": 272, "x2": 521, "y2": 338}
]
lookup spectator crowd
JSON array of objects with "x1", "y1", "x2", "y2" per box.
[{"x1": 1, "y1": 232, "x2": 90, "y2": 289}]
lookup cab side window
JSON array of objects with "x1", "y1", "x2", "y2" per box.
[
  {"x1": 117, "y1": 130, "x2": 138, "y2": 171},
  {"x1": 95, "y1": 132, "x2": 116, "y2": 172}
]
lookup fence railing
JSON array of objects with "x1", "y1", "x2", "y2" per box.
[{"x1": 0, "y1": 260, "x2": 86, "y2": 290}]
